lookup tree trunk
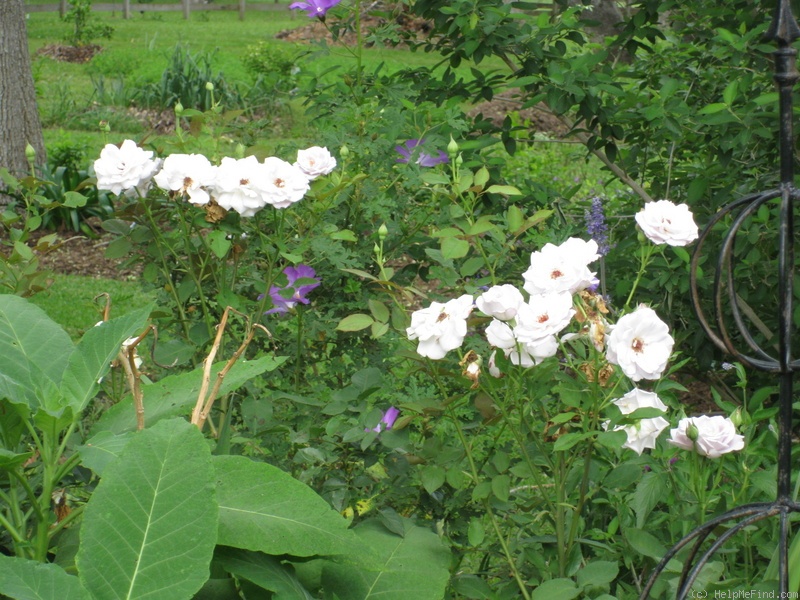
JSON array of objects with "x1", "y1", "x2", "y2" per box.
[{"x1": 0, "y1": 0, "x2": 46, "y2": 184}]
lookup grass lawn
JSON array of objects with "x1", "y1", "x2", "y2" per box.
[{"x1": 27, "y1": 273, "x2": 156, "y2": 339}]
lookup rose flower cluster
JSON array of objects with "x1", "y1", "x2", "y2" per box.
[
  {"x1": 93, "y1": 140, "x2": 337, "y2": 218},
  {"x1": 407, "y1": 201, "x2": 745, "y2": 459}
]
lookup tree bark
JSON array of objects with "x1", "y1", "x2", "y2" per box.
[{"x1": 0, "y1": 0, "x2": 46, "y2": 183}]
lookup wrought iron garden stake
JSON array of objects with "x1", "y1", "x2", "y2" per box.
[{"x1": 640, "y1": 0, "x2": 800, "y2": 597}]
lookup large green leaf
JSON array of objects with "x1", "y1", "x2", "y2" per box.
[
  {"x1": 90, "y1": 354, "x2": 287, "y2": 435},
  {"x1": 76, "y1": 418, "x2": 217, "y2": 600},
  {"x1": 76, "y1": 430, "x2": 135, "y2": 476},
  {"x1": 61, "y1": 305, "x2": 153, "y2": 413},
  {"x1": 0, "y1": 555, "x2": 89, "y2": 600},
  {"x1": 216, "y1": 548, "x2": 314, "y2": 600},
  {"x1": 0, "y1": 295, "x2": 73, "y2": 410},
  {"x1": 214, "y1": 455, "x2": 356, "y2": 557},
  {"x1": 321, "y1": 518, "x2": 450, "y2": 600}
]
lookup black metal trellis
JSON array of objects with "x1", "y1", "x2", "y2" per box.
[{"x1": 639, "y1": 1, "x2": 800, "y2": 598}]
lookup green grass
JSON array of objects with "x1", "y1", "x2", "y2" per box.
[{"x1": 28, "y1": 273, "x2": 155, "y2": 340}]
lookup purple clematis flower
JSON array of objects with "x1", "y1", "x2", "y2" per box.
[
  {"x1": 395, "y1": 139, "x2": 449, "y2": 168},
  {"x1": 264, "y1": 265, "x2": 321, "y2": 314},
  {"x1": 368, "y1": 407, "x2": 400, "y2": 433},
  {"x1": 289, "y1": 0, "x2": 340, "y2": 18}
]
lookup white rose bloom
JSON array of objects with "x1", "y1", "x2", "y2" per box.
[
  {"x1": 507, "y1": 336, "x2": 559, "y2": 367},
  {"x1": 668, "y1": 415, "x2": 745, "y2": 458},
  {"x1": 94, "y1": 139, "x2": 160, "y2": 196},
  {"x1": 154, "y1": 153, "x2": 216, "y2": 206},
  {"x1": 406, "y1": 294, "x2": 474, "y2": 359},
  {"x1": 606, "y1": 306, "x2": 674, "y2": 381},
  {"x1": 617, "y1": 416, "x2": 670, "y2": 455},
  {"x1": 635, "y1": 200, "x2": 699, "y2": 247},
  {"x1": 514, "y1": 292, "x2": 575, "y2": 343},
  {"x1": 523, "y1": 237, "x2": 600, "y2": 295},
  {"x1": 476, "y1": 284, "x2": 524, "y2": 321},
  {"x1": 613, "y1": 388, "x2": 667, "y2": 415},
  {"x1": 294, "y1": 146, "x2": 337, "y2": 180},
  {"x1": 212, "y1": 156, "x2": 271, "y2": 217},
  {"x1": 485, "y1": 319, "x2": 516, "y2": 349},
  {"x1": 261, "y1": 156, "x2": 311, "y2": 209}
]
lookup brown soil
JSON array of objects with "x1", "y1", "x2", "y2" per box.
[{"x1": 36, "y1": 43, "x2": 103, "y2": 63}]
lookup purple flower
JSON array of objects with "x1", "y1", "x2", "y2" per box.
[
  {"x1": 368, "y1": 407, "x2": 400, "y2": 433},
  {"x1": 289, "y1": 0, "x2": 340, "y2": 18},
  {"x1": 264, "y1": 265, "x2": 321, "y2": 314},
  {"x1": 395, "y1": 139, "x2": 449, "y2": 168},
  {"x1": 585, "y1": 196, "x2": 610, "y2": 256}
]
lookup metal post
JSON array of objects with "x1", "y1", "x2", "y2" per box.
[{"x1": 641, "y1": 0, "x2": 800, "y2": 597}]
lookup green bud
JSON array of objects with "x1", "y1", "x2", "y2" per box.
[
  {"x1": 378, "y1": 223, "x2": 388, "y2": 241},
  {"x1": 235, "y1": 143, "x2": 246, "y2": 159},
  {"x1": 373, "y1": 243, "x2": 381, "y2": 255},
  {"x1": 340, "y1": 145, "x2": 349, "y2": 158},
  {"x1": 686, "y1": 421, "x2": 699, "y2": 442},
  {"x1": 174, "y1": 101, "x2": 184, "y2": 116},
  {"x1": 455, "y1": 154, "x2": 463, "y2": 167},
  {"x1": 24, "y1": 143, "x2": 36, "y2": 163},
  {"x1": 447, "y1": 135, "x2": 459, "y2": 158},
  {"x1": 729, "y1": 407, "x2": 744, "y2": 428},
  {"x1": 99, "y1": 120, "x2": 110, "y2": 133},
  {"x1": 205, "y1": 81, "x2": 214, "y2": 91}
]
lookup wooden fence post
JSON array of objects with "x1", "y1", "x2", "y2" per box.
[
  {"x1": 123, "y1": 0, "x2": 130, "y2": 19},
  {"x1": 60, "y1": 0, "x2": 68, "y2": 18},
  {"x1": 183, "y1": 0, "x2": 190, "y2": 20},
  {"x1": 239, "y1": 0, "x2": 245, "y2": 21}
]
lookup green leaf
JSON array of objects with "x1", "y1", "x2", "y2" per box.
[
  {"x1": 553, "y1": 431, "x2": 593, "y2": 451},
  {"x1": 491, "y1": 474, "x2": 510, "y2": 502},
  {"x1": 420, "y1": 465, "x2": 446, "y2": 493},
  {"x1": 632, "y1": 472, "x2": 667, "y2": 529},
  {"x1": 485, "y1": 184, "x2": 522, "y2": 196},
  {"x1": 451, "y1": 574, "x2": 497, "y2": 599},
  {"x1": 368, "y1": 299, "x2": 390, "y2": 323},
  {"x1": 76, "y1": 430, "x2": 135, "y2": 476},
  {"x1": 322, "y1": 518, "x2": 450, "y2": 600},
  {"x1": 216, "y1": 548, "x2": 314, "y2": 600},
  {"x1": 441, "y1": 236, "x2": 470, "y2": 259},
  {"x1": 697, "y1": 102, "x2": 728, "y2": 115},
  {"x1": 330, "y1": 229, "x2": 357, "y2": 242},
  {"x1": 532, "y1": 578, "x2": 580, "y2": 600},
  {"x1": 468, "y1": 518, "x2": 485, "y2": 547},
  {"x1": 625, "y1": 527, "x2": 667, "y2": 560},
  {"x1": 507, "y1": 205, "x2": 523, "y2": 232},
  {"x1": 91, "y1": 354, "x2": 286, "y2": 435},
  {"x1": 62, "y1": 191, "x2": 87, "y2": 208},
  {"x1": 336, "y1": 313, "x2": 375, "y2": 332},
  {"x1": 577, "y1": 560, "x2": 619, "y2": 588},
  {"x1": 0, "y1": 555, "x2": 89, "y2": 600},
  {"x1": 76, "y1": 419, "x2": 217, "y2": 600},
  {"x1": 62, "y1": 306, "x2": 152, "y2": 413},
  {"x1": 214, "y1": 454, "x2": 356, "y2": 557},
  {"x1": 207, "y1": 230, "x2": 232, "y2": 259},
  {"x1": 0, "y1": 295, "x2": 74, "y2": 411}
]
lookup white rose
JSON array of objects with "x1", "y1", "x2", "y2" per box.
[
  {"x1": 635, "y1": 200, "x2": 699, "y2": 247},
  {"x1": 613, "y1": 388, "x2": 667, "y2": 415},
  {"x1": 260, "y1": 156, "x2": 311, "y2": 209},
  {"x1": 294, "y1": 146, "x2": 337, "y2": 180},
  {"x1": 476, "y1": 284, "x2": 524, "y2": 321},
  {"x1": 617, "y1": 416, "x2": 670, "y2": 455},
  {"x1": 154, "y1": 153, "x2": 216, "y2": 206},
  {"x1": 485, "y1": 319, "x2": 516, "y2": 349},
  {"x1": 606, "y1": 306, "x2": 674, "y2": 381},
  {"x1": 406, "y1": 294, "x2": 474, "y2": 359},
  {"x1": 94, "y1": 139, "x2": 160, "y2": 196},
  {"x1": 668, "y1": 415, "x2": 745, "y2": 458},
  {"x1": 212, "y1": 156, "x2": 270, "y2": 217},
  {"x1": 514, "y1": 292, "x2": 575, "y2": 343},
  {"x1": 523, "y1": 237, "x2": 599, "y2": 295},
  {"x1": 507, "y1": 335, "x2": 558, "y2": 367}
]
